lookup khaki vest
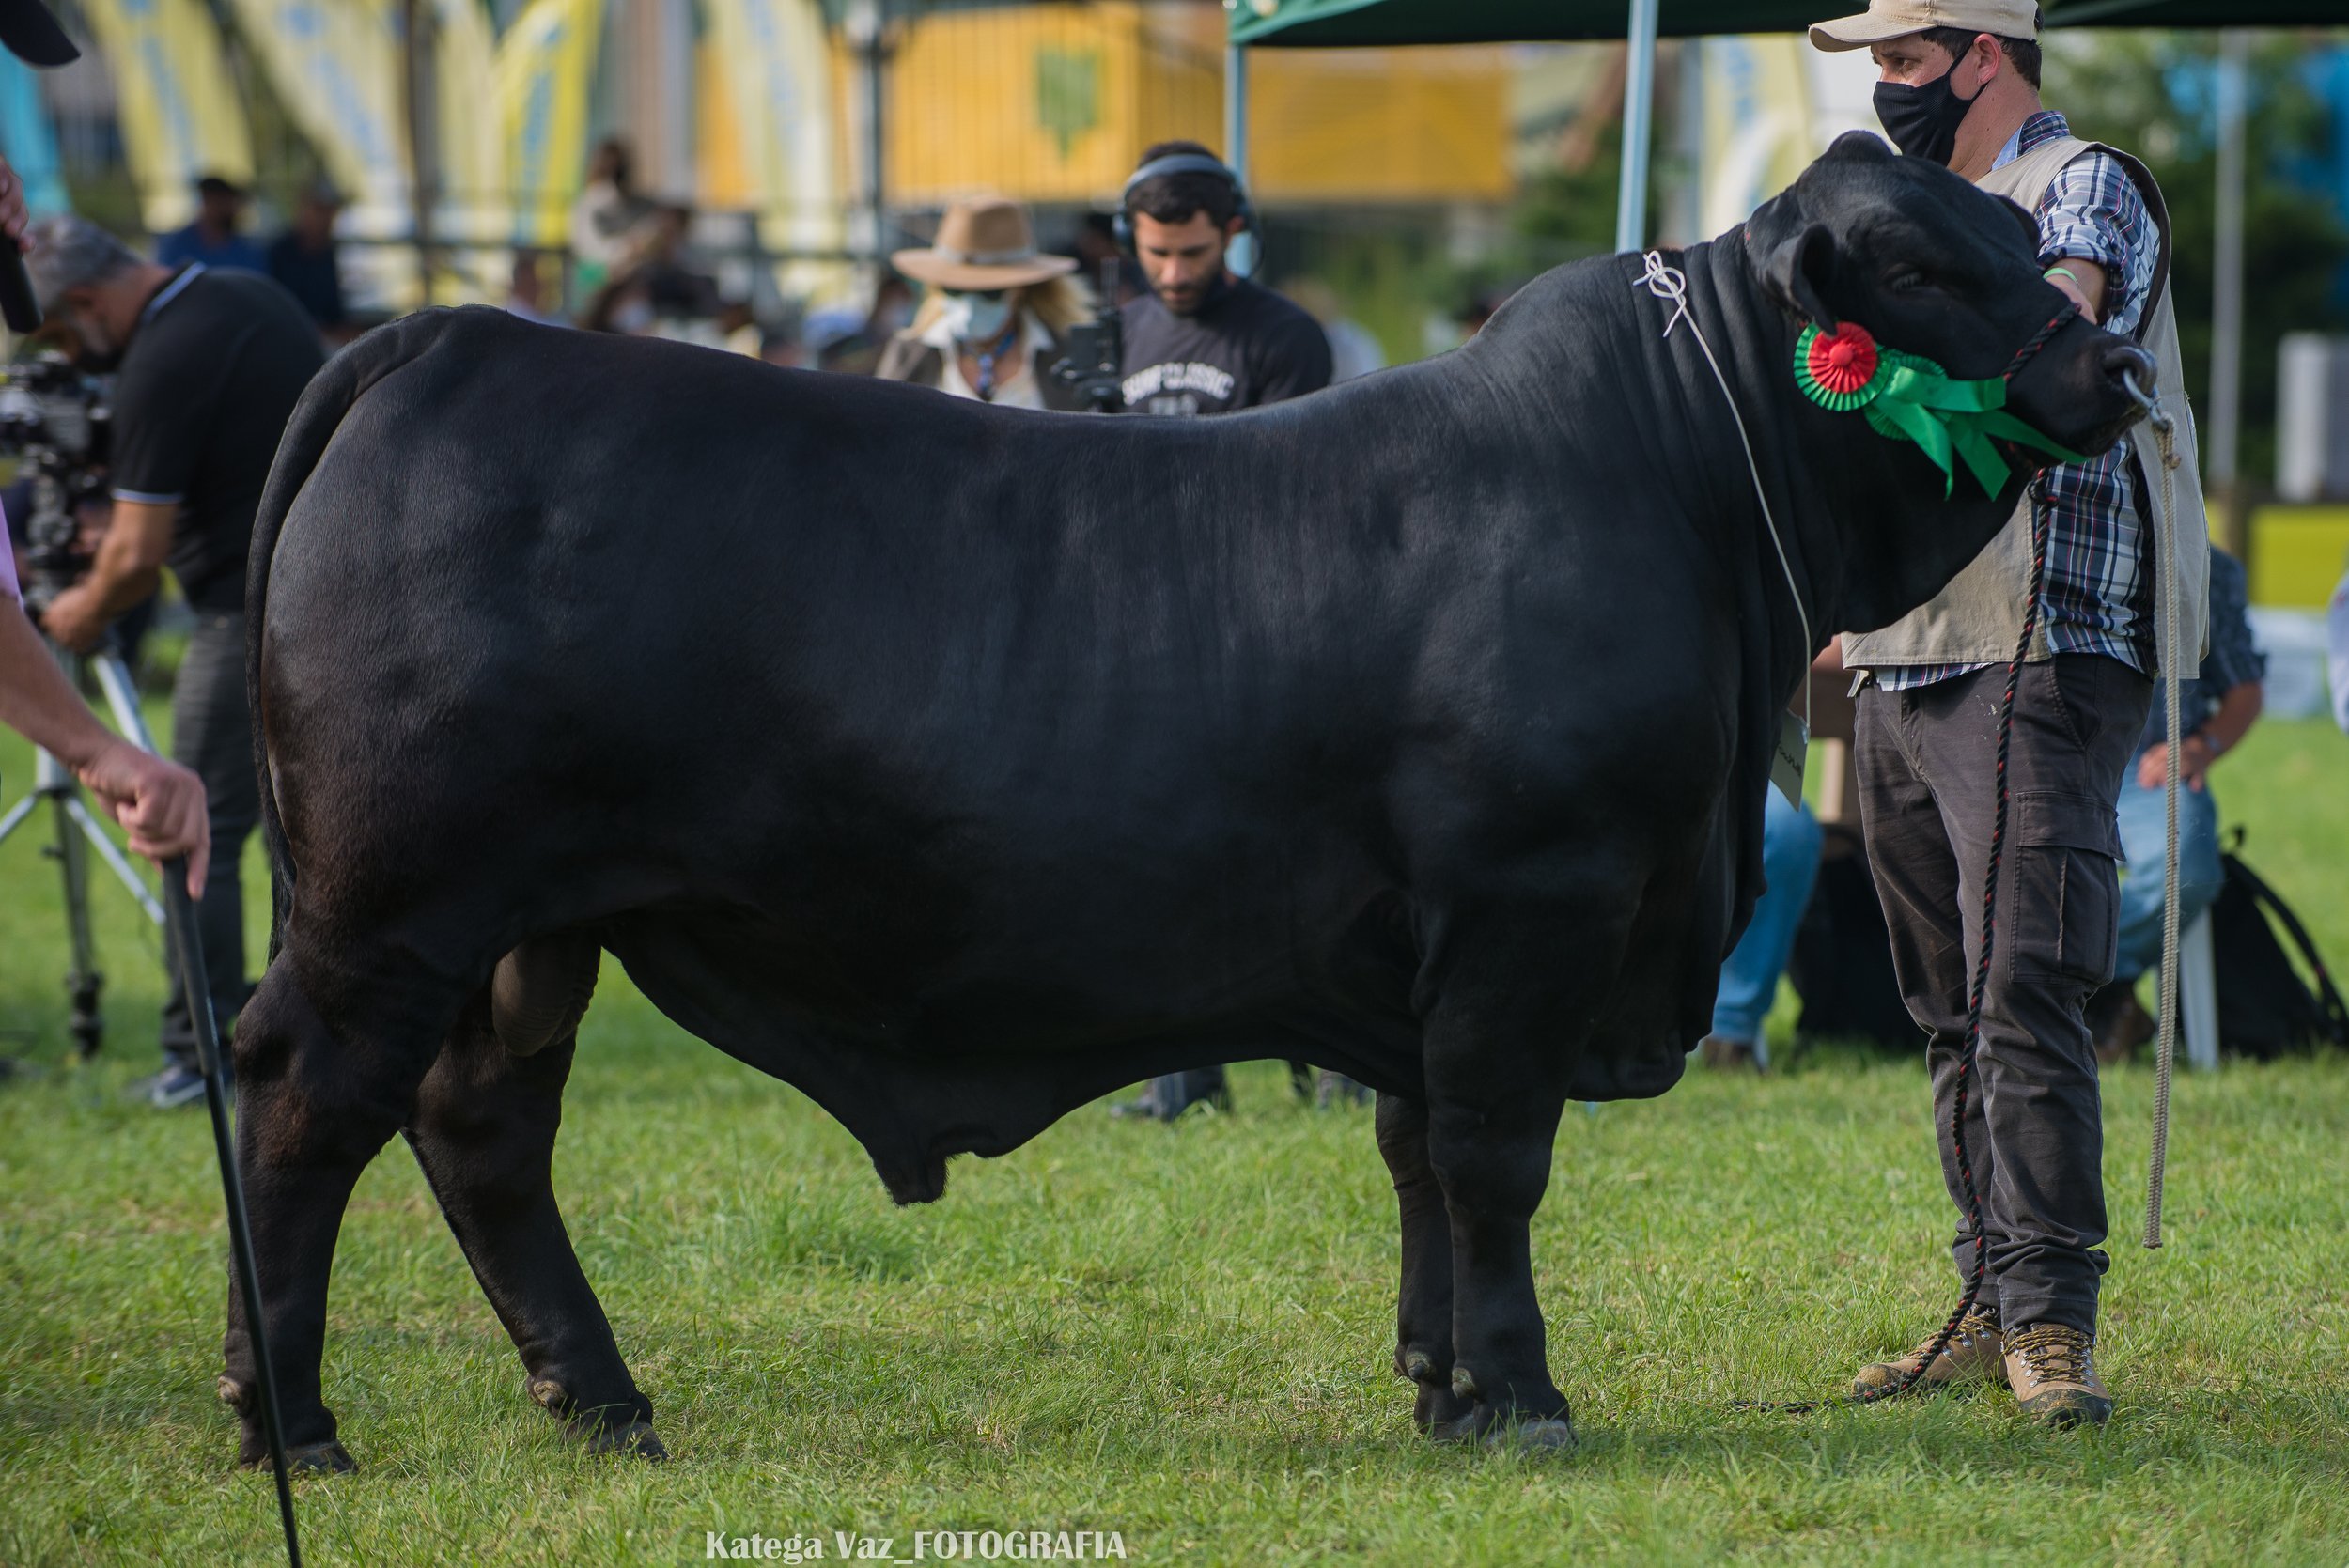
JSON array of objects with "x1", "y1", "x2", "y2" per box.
[{"x1": 1843, "y1": 133, "x2": 2207, "y2": 678}]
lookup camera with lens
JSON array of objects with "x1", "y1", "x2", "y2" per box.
[{"x1": 0, "y1": 352, "x2": 112, "y2": 614}]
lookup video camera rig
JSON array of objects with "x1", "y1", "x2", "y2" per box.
[
  {"x1": 0, "y1": 352, "x2": 112, "y2": 612},
  {"x1": 1048, "y1": 259, "x2": 1127, "y2": 414}
]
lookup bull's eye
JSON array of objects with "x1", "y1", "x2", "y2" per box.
[{"x1": 1887, "y1": 269, "x2": 1931, "y2": 292}]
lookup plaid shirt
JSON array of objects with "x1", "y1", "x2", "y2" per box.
[{"x1": 1874, "y1": 111, "x2": 2161, "y2": 691}]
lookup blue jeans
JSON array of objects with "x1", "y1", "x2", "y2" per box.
[
  {"x1": 2113, "y1": 767, "x2": 2223, "y2": 983},
  {"x1": 1710, "y1": 789, "x2": 1823, "y2": 1059}
]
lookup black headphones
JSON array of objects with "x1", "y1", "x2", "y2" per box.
[{"x1": 1113, "y1": 153, "x2": 1253, "y2": 255}]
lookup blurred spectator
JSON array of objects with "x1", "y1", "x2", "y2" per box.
[
  {"x1": 1288, "y1": 278, "x2": 1386, "y2": 383},
  {"x1": 1454, "y1": 283, "x2": 1518, "y2": 341},
  {"x1": 157, "y1": 174, "x2": 265, "y2": 273},
  {"x1": 879, "y1": 195, "x2": 1090, "y2": 409},
  {"x1": 632, "y1": 203, "x2": 723, "y2": 321},
  {"x1": 266, "y1": 183, "x2": 350, "y2": 344},
  {"x1": 1699, "y1": 644, "x2": 1839, "y2": 1071},
  {"x1": 504, "y1": 249, "x2": 565, "y2": 326},
  {"x1": 2088, "y1": 545, "x2": 2264, "y2": 1063},
  {"x1": 568, "y1": 137, "x2": 654, "y2": 294},
  {"x1": 814, "y1": 274, "x2": 912, "y2": 376},
  {"x1": 2329, "y1": 565, "x2": 2349, "y2": 736}
]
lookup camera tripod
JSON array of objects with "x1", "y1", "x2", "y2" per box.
[{"x1": 0, "y1": 635, "x2": 166, "y2": 1058}]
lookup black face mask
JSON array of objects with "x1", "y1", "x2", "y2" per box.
[{"x1": 1874, "y1": 66, "x2": 1982, "y2": 166}]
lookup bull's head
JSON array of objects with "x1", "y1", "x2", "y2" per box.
[{"x1": 1745, "y1": 131, "x2": 2152, "y2": 464}]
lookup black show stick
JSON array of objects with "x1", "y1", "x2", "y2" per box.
[{"x1": 161, "y1": 860, "x2": 303, "y2": 1568}]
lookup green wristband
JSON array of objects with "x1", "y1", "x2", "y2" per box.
[{"x1": 2045, "y1": 265, "x2": 2085, "y2": 288}]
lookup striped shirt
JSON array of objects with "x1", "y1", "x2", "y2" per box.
[{"x1": 1874, "y1": 111, "x2": 2161, "y2": 691}]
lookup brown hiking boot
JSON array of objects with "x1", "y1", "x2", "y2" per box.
[
  {"x1": 1851, "y1": 1305, "x2": 2006, "y2": 1398},
  {"x1": 2004, "y1": 1322, "x2": 2111, "y2": 1428}
]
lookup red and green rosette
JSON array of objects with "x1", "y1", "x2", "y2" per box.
[{"x1": 1795, "y1": 321, "x2": 1884, "y2": 411}]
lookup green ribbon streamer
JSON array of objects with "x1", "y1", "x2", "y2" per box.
[
  {"x1": 1868, "y1": 364, "x2": 2089, "y2": 498},
  {"x1": 1795, "y1": 326, "x2": 2091, "y2": 499}
]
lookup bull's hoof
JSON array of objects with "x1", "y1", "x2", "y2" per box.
[
  {"x1": 241, "y1": 1440, "x2": 359, "y2": 1475},
  {"x1": 531, "y1": 1375, "x2": 667, "y2": 1460},
  {"x1": 1484, "y1": 1417, "x2": 1578, "y2": 1452},
  {"x1": 1400, "y1": 1350, "x2": 1473, "y2": 1433},
  {"x1": 574, "y1": 1417, "x2": 667, "y2": 1461}
]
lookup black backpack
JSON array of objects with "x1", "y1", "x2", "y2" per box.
[
  {"x1": 2211, "y1": 832, "x2": 2349, "y2": 1061},
  {"x1": 1787, "y1": 826, "x2": 1921, "y2": 1053}
]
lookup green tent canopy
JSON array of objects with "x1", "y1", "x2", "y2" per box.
[{"x1": 1230, "y1": 0, "x2": 2349, "y2": 47}]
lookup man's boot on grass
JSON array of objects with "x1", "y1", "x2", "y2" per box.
[
  {"x1": 2003, "y1": 1322, "x2": 2111, "y2": 1428},
  {"x1": 1851, "y1": 1303, "x2": 2005, "y2": 1398}
]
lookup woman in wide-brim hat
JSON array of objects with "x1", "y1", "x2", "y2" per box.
[{"x1": 879, "y1": 194, "x2": 1093, "y2": 409}]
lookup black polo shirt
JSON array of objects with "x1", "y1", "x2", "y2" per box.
[
  {"x1": 1118, "y1": 277, "x2": 1331, "y2": 416},
  {"x1": 108, "y1": 264, "x2": 325, "y2": 612}
]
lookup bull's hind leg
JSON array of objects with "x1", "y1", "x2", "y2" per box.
[
  {"x1": 218, "y1": 952, "x2": 454, "y2": 1472},
  {"x1": 401, "y1": 982, "x2": 663, "y2": 1459},
  {"x1": 1375, "y1": 1092, "x2": 1472, "y2": 1432}
]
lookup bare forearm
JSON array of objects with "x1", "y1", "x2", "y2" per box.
[
  {"x1": 0, "y1": 600, "x2": 115, "y2": 768},
  {"x1": 79, "y1": 524, "x2": 164, "y2": 622},
  {"x1": 2201, "y1": 682, "x2": 2262, "y2": 756}
]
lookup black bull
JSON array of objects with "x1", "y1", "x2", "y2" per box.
[{"x1": 220, "y1": 136, "x2": 2154, "y2": 1467}]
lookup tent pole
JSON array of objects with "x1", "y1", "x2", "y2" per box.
[
  {"x1": 2208, "y1": 28, "x2": 2248, "y2": 555},
  {"x1": 1226, "y1": 43, "x2": 1256, "y2": 275},
  {"x1": 1614, "y1": 0, "x2": 1660, "y2": 253}
]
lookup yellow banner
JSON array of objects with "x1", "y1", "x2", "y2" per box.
[
  {"x1": 1698, "y1": 35, "x2": 1816, "y2": 238},
  {"x1": 698, "y1": 0, "x2": 840, "y2": 256},
  {"x1": 436, "y1": 0, "x2": 505, "y2": 245},
  {"x1": 79, "y1": 0, "x2": 256, "y2": 234},
  {"x1": 493, "y1": 0, "x2": 601, "y2": 249},
  {"x1": 216, "y1": 0, "x2": 407, "y2": 216}
]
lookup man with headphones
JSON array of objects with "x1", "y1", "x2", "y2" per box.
[
  {"x1": 1115, "y1": 141, "x2": 1331, "y2": 418},
  {"x1": 1110, "y1": 143, "x2": 1330, "y2": 1124}
]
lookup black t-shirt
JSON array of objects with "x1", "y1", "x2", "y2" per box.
[
  {"x1": 108, "y1": 265, "x2": 326, "y2": 612},
  {"x1": 266, "y1": 233, "x2": 346, "y2": 329},
  {"x1": 1118, "y1": 277, "x2": 1332, "y2": 416}
]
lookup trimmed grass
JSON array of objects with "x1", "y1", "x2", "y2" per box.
[{"x1": 3, "y1": 711, "x2": 2345, "y2": 1566}]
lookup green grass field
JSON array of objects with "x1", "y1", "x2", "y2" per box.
[{"x1": 4, "y1": 706, "x2": 2346, "y2": 1566}]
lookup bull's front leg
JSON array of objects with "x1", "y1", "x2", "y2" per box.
[
  {"x1": 1375, "y1": 1092, "x2": 1472, "y2": 1432},
  {"x1": 1419, "y1": 989, "x2": 1577, "y2": 1448}
]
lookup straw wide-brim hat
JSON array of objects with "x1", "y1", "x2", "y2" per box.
[{"x1": 893, "y1": 196, "x2": 1078, "y2": 291}]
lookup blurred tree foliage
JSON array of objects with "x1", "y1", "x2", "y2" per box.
[{"x1": 2047, "y1": 30, "x2": 2349, "y2": 490}]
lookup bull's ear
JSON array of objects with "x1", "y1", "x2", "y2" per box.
[{"x1": 1765, "y1": 222, "x2": 1839, "y2": 335}]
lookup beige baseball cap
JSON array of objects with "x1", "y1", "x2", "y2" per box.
[{"x1": 1810, "y1": 0, "x2": 2039, "y2": 52}]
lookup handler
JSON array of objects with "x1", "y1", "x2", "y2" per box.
[{"x1": 1810, "y1": 0, "x2": 2206, "y2": 1427}]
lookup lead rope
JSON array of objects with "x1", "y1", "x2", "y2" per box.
[
  {"x1": 1634, "y1": 249, "x2": 2008, "y2": 1409},
  {"x1": 2128, "y1": 370, "x2": 2185, "y2": 1249}
]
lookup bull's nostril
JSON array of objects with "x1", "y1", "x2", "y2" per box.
[{"x1": 2101, "y1": 344, "x2": 2156, "y2": 388}]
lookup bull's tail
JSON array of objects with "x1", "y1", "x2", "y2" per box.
[{"x1": 246, "y1": 311, "x2": 463, "y2": 960}]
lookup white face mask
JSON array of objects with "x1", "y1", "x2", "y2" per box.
[{"x1": 940, "y1": 290, "x2": 1013, "y2": 345}]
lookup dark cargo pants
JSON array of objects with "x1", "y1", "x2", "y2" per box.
[
  {"x1": 158, "y1": 612, "x2": 260, "y2": 1070},
  {"x1": 1854, "y1": 654, "x2": 2152, "y2": 1334}
]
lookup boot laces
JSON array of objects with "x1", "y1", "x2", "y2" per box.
[
  {"x1": 1908, "y1": 1306, "x2": 1999, "y2": 1362},
  {"x1": 2010, "y1": 1324, "x2": 2093, "y2": 1383}
]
